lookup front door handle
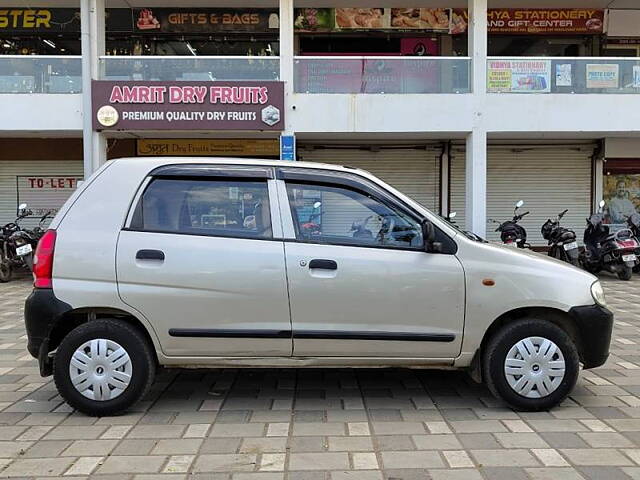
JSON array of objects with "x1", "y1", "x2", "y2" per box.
[
  {"x1": 136, "y1": 249, "x2": 165, "y2": 261},
  {"x1": 309, "y1": 259, "x2": 337, "y2": 270}
]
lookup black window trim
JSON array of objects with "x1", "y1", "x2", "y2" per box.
[
  {"x1": 150, "y1": 163, "x2": 275, "y2": 180},
  {"x1": 278, "y1": 167, "x2": 457, "y2": 254},
  {"x1": 125, "y1": 174, "x2": 275, "y2": 241}
]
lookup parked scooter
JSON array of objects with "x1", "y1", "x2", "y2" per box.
[
  {"x1": 490, "y1": 200, "x2": 530, "y2": 248},
  {"x1": 541, "y1": 209, "x2": 580, "y2": 266},
  {"x1": 580, "y1": 200, "x2": 640, "y2": 281},
  {"x1": 627, "y1": 212, "x2": 640, "y2": 273},
  {"x1": 0, "y1": 203, "x2": 34, "y2": 282}
]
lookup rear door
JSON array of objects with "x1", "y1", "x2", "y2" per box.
[{"x1": 116, "y1": 165, "x2": 292, "y2": 357}]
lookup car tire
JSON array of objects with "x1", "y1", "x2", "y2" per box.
[
  {"x1": 483, "y1": 318, "x2": 579, "y2": 411},
  {"x1": 54, "y1": 319, "x2": 156, "y2": 416}
]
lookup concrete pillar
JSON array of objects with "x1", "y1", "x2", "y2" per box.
[
  {"x1": 465, "y1": 0, "x2": 488, "y2": 236},
  {"x1": 279, "y1": 0, "x2": 294, "y2": 135},
  {"x1": 465, "y1": 130, "x2": 487, "y2": 236},
  {"x1": 81, "y1": 0, "x2": 106, "y2": 178},
  {"x1": 594, "y1": 156, "x2": 604, "y2": 213}
]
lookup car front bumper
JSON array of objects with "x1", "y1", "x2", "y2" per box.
[{"x1": 569, "y1": 304, "x2": 614, "y2": 369}]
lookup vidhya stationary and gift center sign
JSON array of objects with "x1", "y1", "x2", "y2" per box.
[{"x1": 92, "y1": 80, "x2": 284, "y2": 131}]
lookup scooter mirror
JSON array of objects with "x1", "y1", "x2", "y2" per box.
[
  {"x1": 18, "y1": 203, "x2": 27, "y2": 210},
  {"x1": 313, "y1": 201, "x2": 322, "y2": 209},
  {"x1": 516, "y1": 200, "x2": 524, "y2": 209},
  {"x1": 449, "y1": 212, "x2": 457, "y2": 219},
  {"x1": 599, "y1": 200, "x2": 606, "y2": 209}
]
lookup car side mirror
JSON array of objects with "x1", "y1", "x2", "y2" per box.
[{"x1": 422, "y1": 219, "x2": 442, "y2": 253}]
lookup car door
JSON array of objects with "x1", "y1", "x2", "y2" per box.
[
  {"x1": 116, "y1": 164, "x2": 292, "y2": 357},
  {"x1": 278, "y1": 168, "x2": 465, "y2": 358}
]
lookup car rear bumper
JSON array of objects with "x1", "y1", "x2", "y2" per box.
[
  {"x1": 569, "y1": 304, "x2": 614, "y2": 369},
  {"x1": 24, "y1": 288, "x2": 72, "y2": 376}
]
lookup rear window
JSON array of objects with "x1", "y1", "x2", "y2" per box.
[{"x1": 130, "y1": 178, "x2": 272, "y2": 239}]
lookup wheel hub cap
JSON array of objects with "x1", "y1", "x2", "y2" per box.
[
  {"x1": 69, "y1": 339, "x2": 132, "y2": 401},
  {"x1": 504, "y1": 336, "x2": 565, "y2": 399}
]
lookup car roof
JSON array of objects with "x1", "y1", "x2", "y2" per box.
[{"x1": 110, "y1": 156, "x2": 363, "y2": 175}]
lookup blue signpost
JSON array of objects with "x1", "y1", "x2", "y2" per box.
[{"x1": 280, "y1": 135, "x2": 296, "y2": 161}]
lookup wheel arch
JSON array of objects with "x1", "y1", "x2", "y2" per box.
[
  {"x1": 469, "y1": 306, "x2": 583, "y2": 383},
  {"x1": 48, "y1": 307, "x2": 160, "y2": 364}
]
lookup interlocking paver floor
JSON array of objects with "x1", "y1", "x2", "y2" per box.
[{"x1": 1, "y1": 271, "x2": 640, "y2": 479}]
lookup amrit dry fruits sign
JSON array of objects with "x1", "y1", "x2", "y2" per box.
[{"x1": 92, "y1": 81, "x2": 284, "y2": 131}]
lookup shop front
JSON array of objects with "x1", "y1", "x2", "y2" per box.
[
  {"x1": 0, "y1": 7, "x2": 279, "y2": 57},
  {"x1": 604, "y1": 138, "x2": 640, "y2": 231},
  {"x1": 449, "y1": 142, "x2": 597, "y2": 246},
  {"x1": 0, "y1": 138, "x2": 134, "y2": 227}
]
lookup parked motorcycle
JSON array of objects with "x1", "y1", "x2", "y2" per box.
[
  {"x1": 490, "y1": 200, "x2": 530, "y2": 248},
  {"x1": 541, "y1": 209, "x2": 580, "y2": 266},
  {"x1": 0, "y1": 203, "x2": 34, "y2": 282},
  {"x1": 580, "y1": 200, "x2": 640, "y2": 281},
  {"x1": 627, "y1": 212, "x2": 640, "y2": 273}
]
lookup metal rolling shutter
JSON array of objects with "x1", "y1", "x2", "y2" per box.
[
  {"x1": 297, "y1": 146, "x2": 441, "y2": 212},
  {"x1": 450, "y1": 144, "x2": 595, "y2": 246},
  {"x1": 0, "y1": 160, "x2": 83, "y2": 229}
]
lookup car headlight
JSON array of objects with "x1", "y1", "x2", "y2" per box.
[{"x1": 591, "y1": 281, "x2": 607, "y2": 307}]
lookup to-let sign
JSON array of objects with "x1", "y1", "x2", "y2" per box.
[{"x1": 92, "y1": 80, "x2": 285, "y2": 131}]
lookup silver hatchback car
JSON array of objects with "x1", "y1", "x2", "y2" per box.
[{"x1": 24, "y1": 157, "x2": 613, "y2": 416}]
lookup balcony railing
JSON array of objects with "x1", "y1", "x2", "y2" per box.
[
  {"x1": 99, "y1": 56, "x2": 280, "y2": 81},
  {"x1": 0, "y1": 55, "x2": 81, "y2": 93},
  {"x1": 294, "y1": 56, "x2": 470, "y2": 94},
  {"x1": 487, "y1": 57, "x2": 640, "y2": 94}
]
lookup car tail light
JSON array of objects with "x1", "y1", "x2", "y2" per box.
[{"x1": 33, "y1": 229, "x2": 56, "y2": 289}]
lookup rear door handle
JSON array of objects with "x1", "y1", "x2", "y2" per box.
[
  {"x1": 136, "y1": 249, "x2": 165, "y2": 261},
  {"x1": 309, "y1": 259, "x2": 337, "y2": 270}
]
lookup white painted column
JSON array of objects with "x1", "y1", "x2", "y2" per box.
[
  {"x1": 279, "y1": 0, "x2": 295, "y2": 136},
  {"x1": 594, "y1": 156, "x2": 604, "y2": 212},
  {"x1": 465, "y1": 0, "x2": 488, "y2": 236},
  {"x1": 81, "y1": 0, "x2": 106, "y2": 178}
]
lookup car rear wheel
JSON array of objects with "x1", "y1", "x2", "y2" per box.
[
  {"x1": 483, "y1": 318, "x2": 579, "y2": 411},
  {"x1": 54, "y1": 319, "x2": 155, "y2": 416}
]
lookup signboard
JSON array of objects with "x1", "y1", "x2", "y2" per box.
[
  {"x1": 604, "y1": 174, "x2": 640, "y2": 229},
  {"x1": 294, "y1": 7, "x2": 604, "y2": 34},
  {"x1": 92, "y1": 81, "x2": 285, "y2": 131},
  {"x1": 16, "y1": 176, "x2": 81, "y2": 217},
  {"x1": 451, "y1": 8, "x2": 603, "y2": 35},
  {"x1": 487, "y1": 59, "x2": 551, "y2": 93},
  {"x1": 137, "y1": 139, "x2": 279, "y2": 157},
  {"x1": 0, "y1": 8, "x2": 133, "y2": 33},
  {"x1": 295, "y1": 7, "x2": 450, "y2": 32},
  {"x1": 133, "y1": 8, "x2": 278, "y2": 33},
  {"x1": 280, "y1": 135, "x2": 296, "y2": 161},
  {"x1": 586, "y1": 64, "x2": 619, "y2": 89}
]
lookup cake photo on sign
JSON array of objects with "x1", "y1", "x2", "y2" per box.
[
  {"x1": 335, "y1": 8, "x2": 385, "y2": 29},
  {"x1": 136, "y1": 9, "x2": 160, "y2": 30}
]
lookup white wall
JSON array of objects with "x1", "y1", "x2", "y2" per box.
[{"x1": 0, "y1": 94, "x2": 82, "y2": 133}]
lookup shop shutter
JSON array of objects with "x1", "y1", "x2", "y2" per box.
[
  {"x1": 297, "y1": 146, "x2": 441, "y2": 212},
  {"x1": 450, "y1": 144, "x2": 595, "y2": 246},
  {"x1": 0, "y1": 160, "x2": 83, "y2": 229}
]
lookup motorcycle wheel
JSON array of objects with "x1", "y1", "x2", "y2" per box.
[
  {"x1": 0, "y1": 260, "x2": 11, "y2": 283},
  {"x1": 618, "y1": 266, "x2": 633, "y2": 281},
  {"x1": 570, "y1": 257, "x2": 580, "y2": 267},
  {"x1": 634, "y1": 264, "x2": 640, "y2": 274}
]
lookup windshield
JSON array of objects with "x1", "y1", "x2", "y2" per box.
[{"x1": 441, "y1": 215, "x2": 487, "y2": 242}]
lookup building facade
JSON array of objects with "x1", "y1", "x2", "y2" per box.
[{"x1": 1, "y1": 0, "x2": 639, "y2": 245}]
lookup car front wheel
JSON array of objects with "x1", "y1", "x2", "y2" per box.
[
  {"x1": 483, "y1": 318, "x2": 579, "y2": 411},
  {"x1": 54, "y1": 319, "x2": 156, "y2": 416}
]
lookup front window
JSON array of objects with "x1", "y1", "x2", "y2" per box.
[{"x1": 286, "y1": 182, "x2": 423, "y2": 249}]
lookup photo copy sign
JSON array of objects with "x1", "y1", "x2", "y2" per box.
[{"x1": 92, "y1": 81, "x2": 284, "y2": 131}]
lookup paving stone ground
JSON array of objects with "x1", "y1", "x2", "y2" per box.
[{"x1": 1, "y1": 271, "x2": 640, "y2": 479}]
